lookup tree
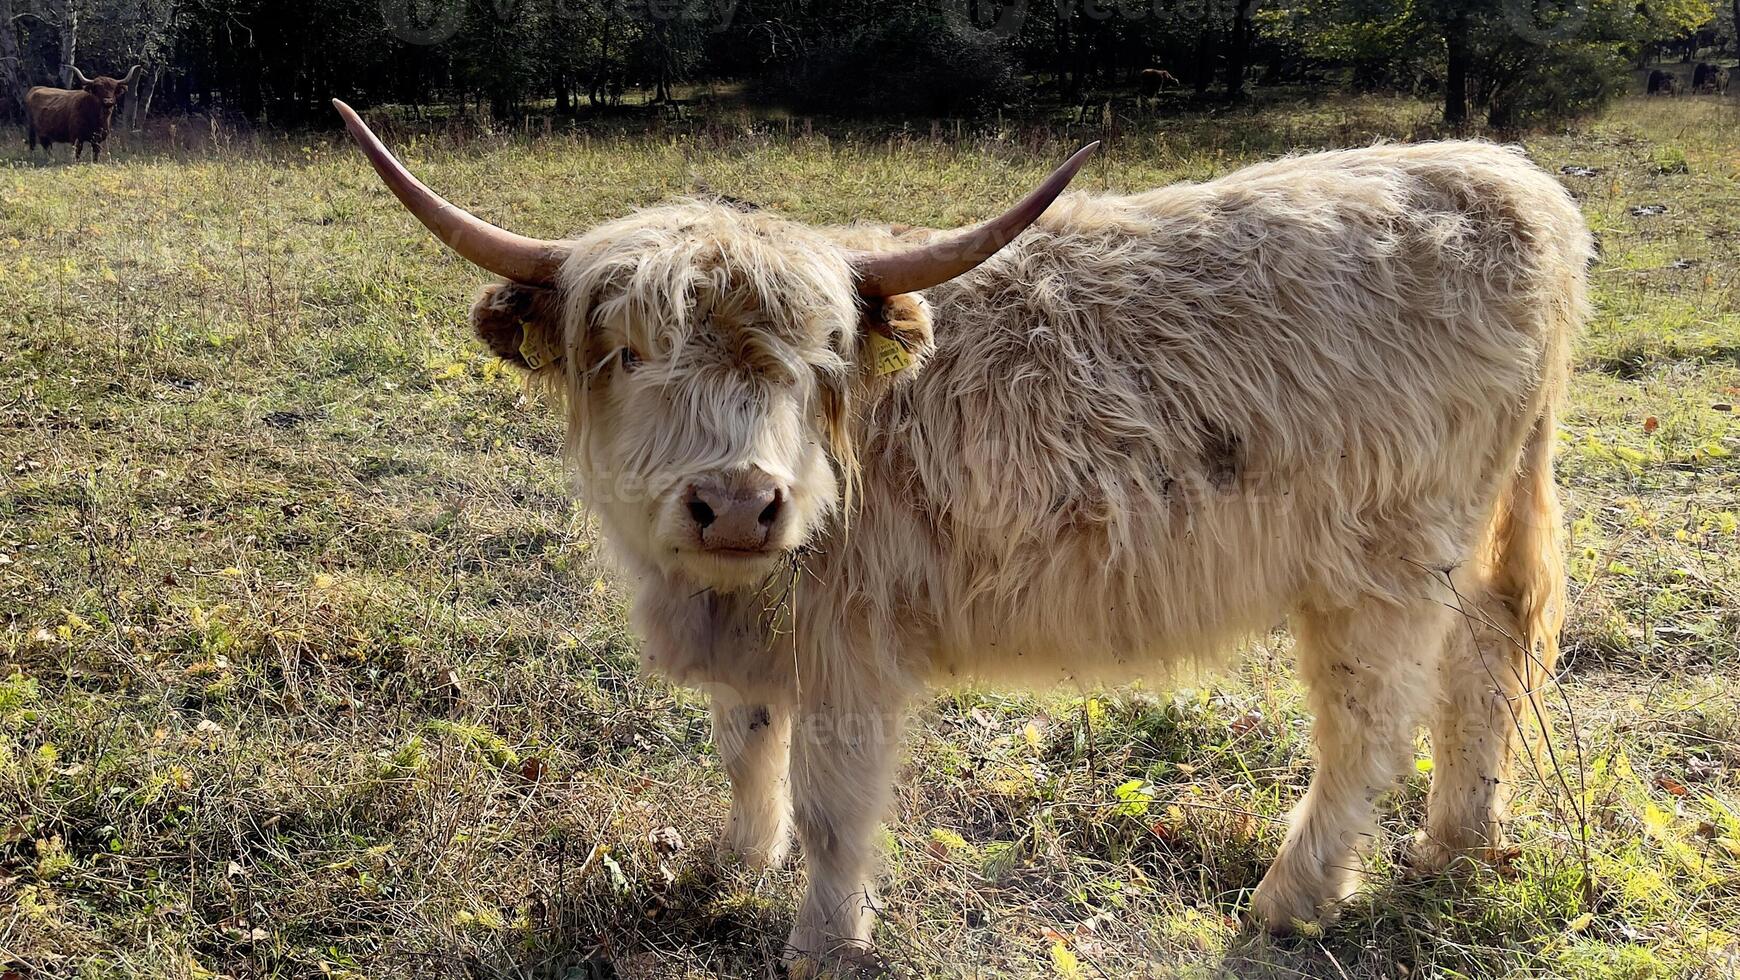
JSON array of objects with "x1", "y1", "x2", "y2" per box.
[
  {"x1": 1226, "y1": 0, "x2": 1258, "y2": 101},
  {"x1": 0, "y1": 0, "x2": 27, "y2": 110}
]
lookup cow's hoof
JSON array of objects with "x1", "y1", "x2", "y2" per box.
[
  {"x1": 721, "y1": 810, "x2": 791, "y2": 870},
  {"x1": 719, "y1": 834, "x2": 790, "y2": 871},
  {"x1": 1403, "y1": 831, "x2": 1460, "y2": 876},
  {"x1": 1404, "y1": 829, "x2": 1514, "y2": 878},
  {"x1": 1246, "y1": 867, "x2": 1344, "y2": 936},
  {"x1": 782, "y1": 936, "x2": 888, "y2": 978}
]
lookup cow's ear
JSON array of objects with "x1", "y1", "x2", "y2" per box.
[
  {"x1": 855, "y1": 293, "x2": 934, "y2": 387},
  {"x1": 470, "y1": 281, "x2": 567, "y2": 371}
]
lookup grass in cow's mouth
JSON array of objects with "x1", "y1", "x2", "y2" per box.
[{"x1": 2, "y1": 93, "x2": 1738, "y2": 979}]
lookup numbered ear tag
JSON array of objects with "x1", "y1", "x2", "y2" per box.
[
  {"x1": 518, "y1": 323, "x2": 564, "y2": 370},
  {"x1": 870, "y1": 329, "x2": 914, "y2": 377}
]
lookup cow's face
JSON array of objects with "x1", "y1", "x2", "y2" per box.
[
  {"x1": 332, "y1": 99, "x2": 1089, "y2": 590},
  {"x1": 469, "y1": 206, "x2": 934, "y2": 591},
  {"x1": 80, "y1": 77, "x2": 127, "y2": 115}
]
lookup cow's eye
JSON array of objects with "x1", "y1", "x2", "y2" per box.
[{"x1": 619, "y1": 347, "x2": 642, "y2": 372}]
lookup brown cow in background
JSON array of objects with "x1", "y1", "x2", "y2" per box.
[
  {"x1": 1138, "y1": 67, "x2": 1180, "y2": 99},
  {"x1": 1647, "y1": 68, "x2": 1680, "y2": 96},
  {"x1": 25, "y1": 65, "x2": 141, "y2": 162}
]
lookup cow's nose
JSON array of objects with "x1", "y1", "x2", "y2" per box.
[{"x1": 683, "y1": 472, "x2": 786, "y2": 552}]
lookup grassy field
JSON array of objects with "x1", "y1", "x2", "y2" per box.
[{"x1": 2, "y1": 93, "x2": 1738, "y2": 979}]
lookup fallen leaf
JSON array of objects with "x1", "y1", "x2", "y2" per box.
[
  {"x1": 1050, "y1": 940, "x2": 1082, "y2": 979},
  {"x1": 1654, "y1": 774, "x2": 1689, "y2": 797},
  {"x1": 1643, "y1": 416, "x2": 1659, "y2": 434},
  {"x1": 435, "y1": 668, "x2": 463, "y2": 702},
  {"x1": 518, "y1": 756, "x2": 549, "y2": 782},
  {"x1": 1229, "y1": 709, "x2": 1263, "y2": 736},
  {"x1": 649, "y1": 826, "x2": 684, "y2": 856}
]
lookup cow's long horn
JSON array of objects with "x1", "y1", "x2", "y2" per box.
[
  {"x1": 122, "y1": 65, "x2": 142, "y2": 86},
  {"x1": 849, "y1": 141, "x2": 1098, "y2": 298},
  {"x1": 68, "y1": 66, "x2": 92, "y2": 86},
  {"x1": 333, "y1": 99, "x2": 568, "y2": 287}
]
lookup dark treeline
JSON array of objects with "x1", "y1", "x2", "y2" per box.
[{"x1": 1, "y1": 0, "x2": 1735, "y2": 130}]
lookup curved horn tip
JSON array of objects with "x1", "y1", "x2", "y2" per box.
[
  {"x1": 333, "y1": 96, "x2": 568, "y2": 287},
  {"x1": 849, "y1": 141, "x2": 1101, "y2": 298}
]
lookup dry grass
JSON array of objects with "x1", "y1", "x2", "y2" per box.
[{"x1": 1, "y1": 93, "x2": 1737, "y2": 978}]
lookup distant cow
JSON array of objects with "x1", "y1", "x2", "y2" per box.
[
  {"x1": 1647, "y1": 69, "x2": 1679, "y2": 95},
  {"x1": 24, "y1": 65, "x2": 141, "y2": 162},
  {"x1": 338, "y1": 98, "x2": 1586, "y2": 967},
  {"x1": 1692, "y1": 62, "x2": 1729, "y2": 93},
  {"x1": 1138, "y1": 67, "x2": 1180, "y2": 99}
]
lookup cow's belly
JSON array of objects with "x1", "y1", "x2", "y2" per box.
[{"x1": 914, "y1": 487, "x2": 1323, "y2": 690}]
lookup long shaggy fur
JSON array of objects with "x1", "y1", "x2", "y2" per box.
[{"x1": 469, "y1": 140, "x2": 1588, "y2": 959}]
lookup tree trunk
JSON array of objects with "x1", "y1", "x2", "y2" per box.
[
  {"x1": 1444, "y1": 11, "x2": 1470, "y2": 127},
  {"x1": 134, "y1": 65, "x2": 159, "y2": 130},
  {"x1": 57, "y1": 7, "x2": 76, "y2": 87},
  {"x1": 0, "y1": 0, "x2": 28, "y2": 110},
  {"x1": 1225, "y1": 0, "x2": 1255, "y2": 102},
  {"x1": 1192, "y1": 25, "x2": 1215, "y2": 97}
]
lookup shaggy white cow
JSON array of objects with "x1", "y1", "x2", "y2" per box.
[{"x1": 335, "y1": 101, "x2": 1586, "y2": 965}]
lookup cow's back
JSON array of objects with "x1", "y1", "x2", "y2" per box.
[
  {"x1": 25, "y1": 87, "x2": 98, "y2": 142},
  {"x1": 840, "y1": 141, "x2": 1588, "y2": 687}
]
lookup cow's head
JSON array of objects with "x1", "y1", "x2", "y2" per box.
[
  {"x1": 334, "y1": 100, "x2": 1093, "y2": 591},
  {"x1": 70, "y1": 66, "x2": 140, "y2": 118}
]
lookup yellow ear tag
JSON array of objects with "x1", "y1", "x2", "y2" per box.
[
  {"x1": 870, "y1": 330, "x2": 914, "y2": 377},
  {"x1": 518, "y1": 323, "x2": 564, "y2": 370}
]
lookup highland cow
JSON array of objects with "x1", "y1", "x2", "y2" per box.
[
  {"x1": 24, "y1": 66, "x2": 140, "y2": 162},
  {"x1": 336, "y1": 99, "x2": 1585, "y2": 966}
]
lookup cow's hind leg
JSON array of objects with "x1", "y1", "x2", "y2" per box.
[
  {"x1": 709, "y1": 686, "x2": 793, "y2": 868},
  {"x1": 1412, "y1": 573, "x2": 1543, "y2": 871},
  {"x1": 1249, "y1": 593, "x2": 1451, "y2": 932}
]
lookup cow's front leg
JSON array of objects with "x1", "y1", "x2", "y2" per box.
[
  {"x1": 1249, "y1": 594, "x2": 1449, "y2": 932},
  {"x1": 785, "y1": 684, "x2": 908, "y2": 965},
  {"x1": 709, "y1": 686, "x2": 792, "y2": 868}
]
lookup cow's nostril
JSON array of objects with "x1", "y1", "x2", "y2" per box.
[
  {"x1": 758, "y1": 494, "x2": 783, "y2": 528},
  {"x1": 688, "y1": 499, "x2": 717, "y2": 529}
]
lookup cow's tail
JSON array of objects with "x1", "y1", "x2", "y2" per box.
[{"x1": 1488, "y1": 408, "x2": 1567, "y2": 727}]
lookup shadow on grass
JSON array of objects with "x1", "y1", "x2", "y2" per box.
[{"x1": 462, "y1": 858, "x2": 797, "y2": 980}]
